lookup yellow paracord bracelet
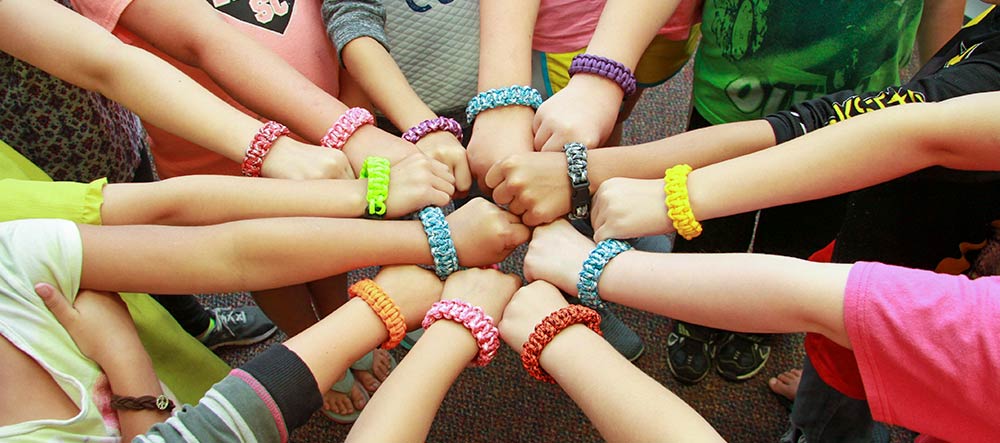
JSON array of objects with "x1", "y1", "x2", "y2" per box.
[{"x1": 663, "y1": 164, "x2": 703, "y2": 241}]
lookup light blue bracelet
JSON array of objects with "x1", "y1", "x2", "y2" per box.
[
  {"x1": 465, "y1": 85, "x2": 543, "y2": 124},
  {"x1": 577, "y1": 239, "x2": 633, "y2": 309},
  {"x1": 418, "y1": 206, "x2": 460, "y2": 279}
]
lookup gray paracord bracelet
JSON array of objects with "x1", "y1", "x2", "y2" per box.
[{"x1": 564, "y1": 142, "x2": 590, "y2": 220}]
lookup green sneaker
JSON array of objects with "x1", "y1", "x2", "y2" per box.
[{"x1": 666, "y1": 321, "x2": 718, "y2": 384}]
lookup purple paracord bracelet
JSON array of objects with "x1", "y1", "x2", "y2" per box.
[
  {"x1": 568, "y1": 53, "x2": 637, "y2": 96},
  {"x1": 402, "y1": 116, "x2": 464, "y2": 144}
]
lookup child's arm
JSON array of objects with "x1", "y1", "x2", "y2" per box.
[
  {"x1": 589, "y1": 91, "x2": 1000, "y2": 240},
  {"x1": 78, "y1": 198, "x2": 530, "y2": 295},
  {"x1": 36, "y1": 285, "x2": 168, "y2": 442},
  {"x1": 916, "y1": 0, "x2": 965, "y2": 64},
  {"x1": 531, "y1": 0, "x2": 683, "y2": 152},
  {"x1": 328, "y1": 3, "x2": 472, "y2": 193},
  {"x1": 347, "y1": 268, "x2": 520, "y2": 442},
  {"x1": 115, "y1": 0, "x2": 421, "y2": 174},
  {"x1": 0, "y1": 0, "x2": 353, "y2": 181},
  {"x1": 466, "y1": 0, "x2": 540, "y2": 193},
  {"x1": 523, "y1": 220, "x2": 853, "y2": 348},
  {"x1": 101, "y1": 153, "x2": 455, "y2": 225},
  {"x1": 498, "y1": 280, "x2": 725, "y2": 443}
]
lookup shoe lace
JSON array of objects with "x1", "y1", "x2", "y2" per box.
[{"x1": 214, "y1": 309, "x2": 247, "y2": 337}]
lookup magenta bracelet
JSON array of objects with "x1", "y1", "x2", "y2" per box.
[
  {"x1": 241, "y1": 120, "x2": 290, "y2": 177},
  {"x1": 321, "y1": 107, "x2": 375, "y2": 150},
  {"x1": 568, "y1": 53, "x2": 637, "y2": 96},
  {"x1": 401, "y1": 116, "x2": 464, "y2": 144},
  {"x1": 421, "y1": 299, "x2": 500, "y2": 367}
]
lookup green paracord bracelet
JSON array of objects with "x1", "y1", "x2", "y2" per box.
[{"x1": 360, "y1": 156, "x2": 390, "y2": 218}]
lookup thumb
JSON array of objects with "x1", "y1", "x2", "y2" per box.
[{"x1": 35, "y1": 283, "x2": 76, "y2": 325}]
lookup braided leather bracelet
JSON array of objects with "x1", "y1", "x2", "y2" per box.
[
  {"x1": 578, "y1": 239, "x2": 633, "y2": 309},
  {"x1": 521, "y1": 305, "x2": 602, "y2": 384},
  {"x1": 402, "y1": 116, "x2": 464, "y2": 144},
  {"x1": 568, "y1": 53, "x2": 637, "y2": 96},
  {"x1": 241, "y1": 121, "x2": 290, "y2": 177},
  {"x1": 418, "y1": 206, "x2": 460, "y2": 279},
  {"x1": 563, "y1": 142, "x2": 591, "y2": 220},
  {"x1": 359, "y1": 156, "x2": 390, "y2": 219},
  {"x1": 421, "y1": 299, "x2": 500, "y2": 367},
  {"x1": 466, "y1": 85, "x2": 543, "y2": 124},
  {"x1": 321, "y1": 107, "x2": 375, "y2": 150},
  {"x1": 663, "y1": 164, "x2": 703, "y2": 240},
  {"x1": 348, "y1": 279, "x2": 407, "y2": 349},
  {"x1": 110, "y1": 394, "x2": 175, "y2": 411}
]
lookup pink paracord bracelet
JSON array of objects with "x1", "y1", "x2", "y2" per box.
[
  {"x1": 421, "y1": 299, "x2": 500, "y2": 367},
  {"x1": 321, "y1": 107, "x2": 375, "y2": 150},
  {"x1": 241, "y1": 120, "x2": 290, "y2": 177}
]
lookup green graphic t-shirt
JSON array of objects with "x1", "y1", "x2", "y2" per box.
[{"x1": 692, "y1": 0, "x2": 923, "y2": 124}]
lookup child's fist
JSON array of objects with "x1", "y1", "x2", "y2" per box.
[{"x1": 446, "y1": 198, "x2": 530, "y2": 267}]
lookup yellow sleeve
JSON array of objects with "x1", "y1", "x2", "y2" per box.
[{"x1": 0, "y1": 178, "x2": 108, "y2": 225}]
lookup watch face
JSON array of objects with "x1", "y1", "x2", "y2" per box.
[{"x1": 209, "y1": 0, "x2": 294, "y2": 35}]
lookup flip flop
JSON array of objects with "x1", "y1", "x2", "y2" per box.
[
  {"x1": 351, "y1": 349, "x2": 398, "y2": 394},
  {"x1": 322, "y1": 370, "x2": 369, "y2": 424}
]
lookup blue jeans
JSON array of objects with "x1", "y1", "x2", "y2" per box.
[{"x1": 781, "y1": 356, "x2": 885, "y2": 443}]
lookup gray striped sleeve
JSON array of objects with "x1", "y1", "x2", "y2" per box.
[{"x1": 321, "y1": 0, "x2": 391, "y2": 65}]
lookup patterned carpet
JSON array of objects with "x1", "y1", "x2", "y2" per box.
[{"x1": 204, "y1": 58, "x2": 917, "y2": 442}]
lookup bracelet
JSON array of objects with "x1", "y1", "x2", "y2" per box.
[
  {"x1": 421, "y1": 299, "x2": 500, "y2": 367},
  {"x1": 241, "y1": 121, "x2": 290, "y2": 177},
  {"x1": 521, "y1": 305, "x2": 603, "y2": 384},
  {"x1": 465, "y1": 85, "x2": 543, "y2": 124},
  {"x1": 402, "y1": 116, "x2": 464, "y2": 144},
  {"x1": 418, "y1": 206, "x2": 460, "y2": 279},
  {"x1": 563, "y1": 142, "x2": 590, "y2": 220},
  {"x1": 110, "y1": 394, "x2": 175, "y2": 411},
  {"x1": 359, "y1": 156, "x2": 391, "y2": 219},
  {"x1": 577, "y1": 239, "x2": 632, "y2": 309},
  {"x1": 663, "y1": 164, "x2": 703, "y2": 240},
  {"x1": 321, "y1": 107, "x2": 376, "y2": 150},
  {"x1": 568, "y1": 53, "x2": 637, "y2": 96},
  {"x1": 348, "y1": 279, "x2": 407, "y2": 349}
]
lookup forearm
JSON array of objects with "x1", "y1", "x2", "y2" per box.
[
  {"x1": 101, "y1": 176, "x2": 368, "y2": 225},
  {"x1": 341, "y1": 37, "x2": 438, "y2": 129},
  {"x1": 347, "y1": 321, "x2": 477, "y2": 441},
  {"x1": 585, "y1": 0, "x2": 681, "y2": 69},
  {"x1": 540, "y1": 325, "x2": 723, "y2": 442},
  {"x1": 478, "y1": 0, "x2": 538, "y2": 89},
  {"x1": 78, "y1": 218, "x2": 434, "y2": 294},
  {"x1": 101, "y1": 349, "x2": 169, "y2": 440},
  {"x1": 917, "y1": 0, "x2": 964, "y2": 64},
  {"x1": 597, "y1": 251, "x2": 853, "y2": 347},
  {"x1": 587, "y1": 119, "x2": 777, "y2": 191}
]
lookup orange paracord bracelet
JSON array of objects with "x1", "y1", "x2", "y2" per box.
[
  {"x1": 348, "y1": 279, "x2": 407, "y2": 349},
  {"x1": 521, "y1": 305, "x2": 602, "y2": 384}
]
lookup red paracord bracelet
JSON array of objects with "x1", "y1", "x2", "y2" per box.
[
  {"x1": 241, "y1": 121, "x2": 290, "y2": 177},
  {"x1": 321, "y1": 107, "x2": 375, "y2": 150},
  {"x1": 521, "y1": 305, "x2": 602, "y2": 384},
  {"x1": 349, "y1": 279, "x2": 407, "y2": 349},
  {"x1": 421, "y1": 299, "x2": 500, "y2": 367}
]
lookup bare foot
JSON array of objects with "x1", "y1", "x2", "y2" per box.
[
  {"x1": 768, "y1": 368, "x2": 803, "y2": 401},
  {"x1": 323, "y1": 376, "x2": 367, "y2": 416},
  {"x1": 352, "y1": 349, "x2": 394, "y2": 394}
]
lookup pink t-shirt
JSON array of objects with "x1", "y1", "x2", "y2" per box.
[
  {"x1": 70, "y1": 0, "x2": 339, "y2": 178},
  {"x1": 844, "y1": 262, "x2": 1000, "y2": 442},
  {"x1": 533, "y1": 0, "x2": 702, "y2": 53}
]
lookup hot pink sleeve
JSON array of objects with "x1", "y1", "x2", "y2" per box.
[
  {"x1": 69, "y1": 0, "x2": 134, "y2": 31},
  {"x1": 843, "y1": 262, "x2": 1000, "y2": 442}
]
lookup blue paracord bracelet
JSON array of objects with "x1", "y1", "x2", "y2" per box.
[
  {"x1": 465, "y1": 85, "x2": 543, "y2": 124},
  {"x1": 418, "y1": 206, "x2": 460, "y2": 279},
  {"x1": 577, "y1": 239, "x2": 633, "y2": 309}
]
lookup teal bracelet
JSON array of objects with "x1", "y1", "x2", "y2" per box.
[
  {"x1": 577, "y1": 239, "x2": 632, "y2": 309},
  {"x1": 418, "y1": 206, "x2": 459, "y2": 279},
  {"x1": 360, "y1": 156, "x2": 390, "y2": 219},
  {"x1": 465, "y1": 85, "x2": 543, "y2": 124}
]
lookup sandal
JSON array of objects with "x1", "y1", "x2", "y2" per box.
[
  {"x1": 351, "y1": 349, "x2": 398, "y2": 395},
  {"x1": 322, "y1": 370, "x2": 369, "y2": 424}
]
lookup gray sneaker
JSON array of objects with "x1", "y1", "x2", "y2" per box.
[{"x1": 200, "y1": 306, "x2": 277, "y2": 350}]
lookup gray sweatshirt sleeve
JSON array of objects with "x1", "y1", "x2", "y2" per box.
[{"x1": 321, "y1": 0, "x2": 391, "y2": 65}]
